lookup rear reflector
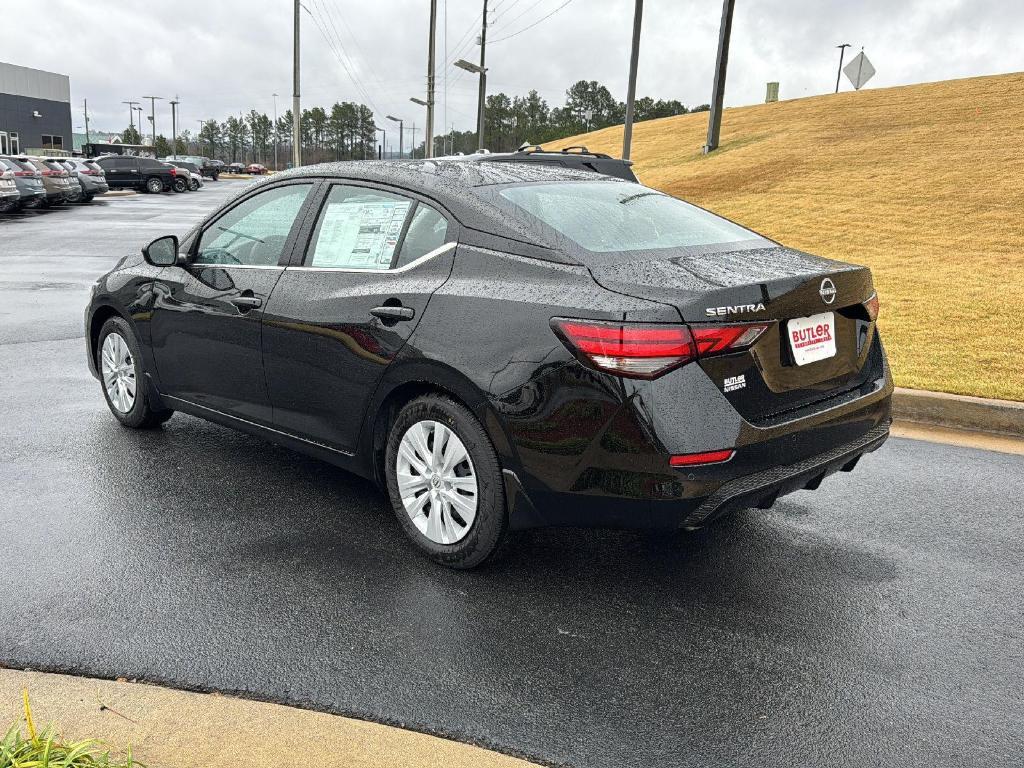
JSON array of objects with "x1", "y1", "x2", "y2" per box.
[
  {"x1": 670, "y1": 449, "x2": 735, "y2": 467},
  {"x1": 552, "y1": 318, "x2": 770, "y2": 379},
  {"x1": 864, "y1": 292, "x2": 879, "y2": 322}
]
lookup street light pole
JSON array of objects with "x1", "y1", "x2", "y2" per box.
[
  {"x1": 622, "y1": 0, "x2": 643, "y2": 161},
  {"x1": 133, "y1": 107, "x2": 144, "y2": 143},
  {"x1": 835, "y1": 43, "x2": 851, "y2": 93},
  {"x1": 703, "y1": 0, "x2": 736, "y2": 154},
  {"x1": 142, "y1": 96, "x2": 163, "y2": 146},
  {"x1": 122, "y1": 100, "x2": 139, "y2": 134},
  {"x1": 292, "y1": 0, "x2": 302, "y2": 167},
  {"x1": 170, "y1": 97, "x2": 180, "y2": 156},
  {"x1": 387, "y1": 116, "x2": 404, "y2": 158},
  {"x1": 83, "y1": 99, "x2": 91, "y2": 147},
  {"x1": 425, "y1": 0, "x2": 437, "y2": 158},
  {"x1": 376, "y1": 127, "x2": 386, "y2": 160},
  {"x1": 272, "y1": 93, "x2": 279, "y2": 170},
  {"x1": 476, "y1": 0, "x2": 488, "y2": 151}
]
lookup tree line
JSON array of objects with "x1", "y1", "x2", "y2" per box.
[{"x1": 118, "y1": 79, "x2": 709, "y2": 165}]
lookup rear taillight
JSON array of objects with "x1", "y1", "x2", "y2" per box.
[
  {"x1": 551, "y1": 319, "x2": 770, "y2": 380},
  {"x1": 864, "y1": 292, "x2": 879, "y2": 322},
  {"x1": 13, "y1": 170, "x2": 32, "y2": 177}
]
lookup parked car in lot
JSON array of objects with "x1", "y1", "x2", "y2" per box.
[
  {"x1": 227, "y1": 162, "x2": 246, "y2": 174},
  {"x1": 160, "y1": 162, "x2": 191, "y2": 193},
  {"x1": 0, "y1": 167, "x2": 20, "y2": 210},
  {"x1": 95, "y1": 155, "x2": 176, "y2": 193},
  {"x1": 46, "y1": 157, "x2": 109, "y2": 202},
  {"x1": 0, "y1": 156, "x2": 46, "y2": 209},
  {"x1": 245, "y1": 163, "x2": 267, "y2": 175},
  {"x1": 85, "y1": 159, "x2": 891, "y2": 569},
  {"x1": 166, "y1": 155, "x2": 222, "y2": 180},
  {"x1": 25, "y1": 158, "x2": 74, "y2": 206},
  {"x1": 162, "y1": 159, "x2": 203, "y2": 190}
]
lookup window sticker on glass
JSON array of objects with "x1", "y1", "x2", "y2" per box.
[{"x1": 310, "y1": 195, "x2": 411, "y2": 269}]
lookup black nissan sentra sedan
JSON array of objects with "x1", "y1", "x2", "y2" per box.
[{"x1": 85, "y1": 159, "x2": 891, "y2": 568}]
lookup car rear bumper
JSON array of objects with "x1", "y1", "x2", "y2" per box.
[{"x1": 494, "y1": 341, "x2": 893, "y2": 531}]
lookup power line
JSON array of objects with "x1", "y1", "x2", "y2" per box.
[
  {"x1": 490, "y1": 0, "x2": 575, "y2": 43},
  {"x1": 302, "y1": 1, "x2": 382, "y2": 114}
]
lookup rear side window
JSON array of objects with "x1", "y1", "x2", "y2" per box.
[
  {"x1": 306, "y1": 185, "x2": 412, "y2": 270},
  {"x1": 395, "y1": 203, "x2": 448, "y2": 268},
  {"x1": 497, "y1": 181, "x2": 757, "y2": 253}
]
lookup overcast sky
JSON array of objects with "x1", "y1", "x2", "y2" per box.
[{"x1": 3, "y1": 0, "x2": 1020, "y2": 149}]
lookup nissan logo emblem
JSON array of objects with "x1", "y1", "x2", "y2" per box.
[{"x1": 819, "y1": 278, "x2": 837, "y2": 305}]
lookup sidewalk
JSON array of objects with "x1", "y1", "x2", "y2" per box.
[{"x1": 0, "y1": 668, "x2": 539, "y2": 768}]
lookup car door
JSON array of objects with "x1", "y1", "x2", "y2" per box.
[
  {"x1": 262, "y1": 181, "x2": 457, "y2": 452},
  {"x1": 101, "y1": 157, "x2": 130, "y2": 187},
  {"x1": 150, "y1": 181, "x2": 316, "y2": 424}
]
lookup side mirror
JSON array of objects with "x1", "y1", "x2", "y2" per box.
[{"x1": 143, "y1": 235, "x2": 179, "y2": 267}]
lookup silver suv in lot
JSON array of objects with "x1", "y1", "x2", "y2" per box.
[
  {"x1": 0, "y1": 167, "x2": 20, "y2": 210},
  {"x1": 0, "y1": 156, "x2": 46, "y2": 209},
  {"x1": 47, "y1": 157, "x2": 109, "y2": 202}
]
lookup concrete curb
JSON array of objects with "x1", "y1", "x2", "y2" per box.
[
  {"x1": 1, "y1": 668, "x2": 540, "y2": 768},
  {"x1": 893, "y1": 387, "x2": 1024, "y2": 438},
  {"x1": 97, "y1": 190, "x2": 136, "y2": 197}
]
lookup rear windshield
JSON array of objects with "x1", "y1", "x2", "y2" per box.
[{"x1": 497, "y1": 181, "x2": 759, "y2": 253}]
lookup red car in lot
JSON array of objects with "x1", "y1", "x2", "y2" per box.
[{"x1": 245, "y1": 164, "x2": 268, "y2": 175}]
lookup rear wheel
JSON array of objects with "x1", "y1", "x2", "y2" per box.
[
  {"x1": 145, "y1": 177, "x2": 164, "y2": 194},
  {"x1": 385, "y1": 394, "x2": 507, "y2": 569},
  {"x1": 97, "y1": 316, "x2": 173, "y2": 429}
]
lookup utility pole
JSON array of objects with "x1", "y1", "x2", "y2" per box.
[
  {"x1": 170, "y1": 96, "x2": 180, "y2": 156},
  {"x1": 835, "y1": 43, "x2": 851, "y2": 93},
  {"x1": 122, "y1": 100, "x2": 139, "y2": 134},
  {"x1": 272, "y1": 93, "x2": 279, "y2": 170},
  {"x1": 292, "y1": 0, "x2": 302, "y2": 167},
  {"x1": 477, "y1": 0, "x2": 488, "y2": 151},
  {"x1": 425, "y1": 0, "x2": 437, "y2": 158},
  {"x1": 703, "y1": 0, "x2": 736, "y2": 154},
  {"x1": 83, "y1": 99, "x2": 91, "y2": 147},
  {"x1": 142, "y1": 96, "x2": 163, "y2": 146},
  {"x1": 411, "y1": 123, "x2": 418, "y2": 159},
  {"x1": 387, "y1": 116, "x2": 404, "y2": 158},
  {"x1": 622, "y1": 0, "x2": 643, "y2": 160}
]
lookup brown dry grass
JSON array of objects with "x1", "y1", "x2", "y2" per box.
[{"x1": 547, "y1": 72, "x2": 1024, "y2": 401}]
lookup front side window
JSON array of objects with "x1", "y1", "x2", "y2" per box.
[
  {"x1": 306, "y1": 185, "x2": 414, "y2": 269},
  {"x1": 497, "y1": 181, "x2": 759, "y2": 253},
  {"x1": 196, "y1": 184, "x2": 312, "y2": 266}
]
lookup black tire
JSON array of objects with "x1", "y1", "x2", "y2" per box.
[
  {"x1": 96, "y1": 316, "x2": 174, "y2": 429},
  {"x1": 384, "y1": 394, "x2": 507, "y2": 569},
  {"x1": 145, "y1": 176, "x2": 164, "y2": 194},
  {"x1": 172, "y1": 177, "x2": 188, "y2": 193},
  {"x1": 189, "y1": 179, "x2": 200, "y2": 191}
]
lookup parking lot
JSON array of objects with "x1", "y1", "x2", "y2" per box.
[{"x1": 1, "y1": 184, "x2": 1022, "y2": 767}]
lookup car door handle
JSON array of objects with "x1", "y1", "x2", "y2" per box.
[
  {"x1": 370, "y1": 305, "x2": 414, "y2": 322},
  {"x1": 230, "y1": 295, "x2": 263, "y2": 310}
]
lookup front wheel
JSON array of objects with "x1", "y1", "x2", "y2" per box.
[
  {"x1": 145, "y1": 177, "x2": 164, "y2": 194},
  {"x1": 172, "y1": 177, "x2": 187, "y2": 193},
  {"x1": 385, "y1": 395, "x2": 507, "y2": 569},
  {"x1": 97, "y1": 317, "x2": 173, "y2": 429},
  {"x1": 189, "y1": 179, "x2": 200, "y2": 191}
]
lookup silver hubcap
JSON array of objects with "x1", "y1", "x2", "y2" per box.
[
  {"x1": 396, "y1": 420, "x2": 478, "y2": 545},
  {"x1": 101, "y1": 332, "x2": 136, "y2": 413}
]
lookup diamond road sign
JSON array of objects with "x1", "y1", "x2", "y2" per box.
[{"x1": 844, "y1": 51, "x2": 876, "y2": 90}]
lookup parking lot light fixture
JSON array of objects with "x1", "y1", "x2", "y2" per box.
[
  {"x1": 410, "y1": 97, "x2": 428, "y2": 107},
  {"x1": 387, "y1": 115, "x2": 405, "y2": 159},
  {"x1": 454, "y1": 59, "x2": 485, "y2": 75}
]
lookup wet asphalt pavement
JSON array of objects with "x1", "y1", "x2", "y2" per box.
[{"x1": 1, "y1": 184, "x2": 1023, "y2": 767}]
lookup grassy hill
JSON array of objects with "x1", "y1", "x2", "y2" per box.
[{"x1": 546, "y1": 72, "x2": 1024, "y2": 401}]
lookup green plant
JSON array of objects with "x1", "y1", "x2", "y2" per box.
[{"x1": 1, "y1": 691, "x2": 140, "y2": 768}]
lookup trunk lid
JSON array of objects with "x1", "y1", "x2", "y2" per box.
[{"x1": 589, "y1": 245, "x2": 882, "y2": 423}]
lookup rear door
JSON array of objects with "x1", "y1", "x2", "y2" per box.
[
  {"x1": 150, "y1": 181, "x2": 316, "y2": 424},
  {"x1": 263, "y1": 181, "x2": 457, "y2": 452}
]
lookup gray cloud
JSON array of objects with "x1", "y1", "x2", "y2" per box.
[{"x1": 2, "y1": 0, "x2": 1020, "y2": 147}]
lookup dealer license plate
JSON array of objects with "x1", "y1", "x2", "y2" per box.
[{"x1": 787, "y1": 312, "x2": 836, "y2": 366}]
